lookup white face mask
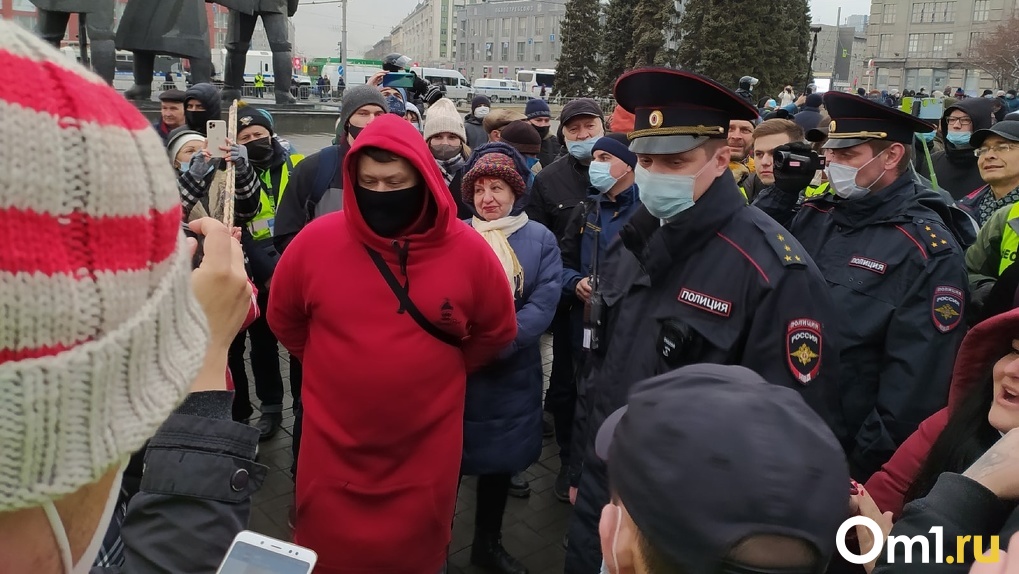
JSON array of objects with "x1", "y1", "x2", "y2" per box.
[
  {"x1": 44, "y1": 462, "x2": 127, "y2": 574},
  {"x1": 474, "y1": 106, "x2": 491, "y2": 118},
  {"x1": 824, "y1": 149, "x2": 887, "y2": 200}
]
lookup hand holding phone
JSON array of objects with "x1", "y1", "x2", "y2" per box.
[
  {"x1": 207, "y1": 120, "x2": 228, "y2": 158},
  {"x1": 383, "y1": 72, "x2": 416, "y2": 89},
  {"x1": 216, "y1": 530, "x2": 317, "y2": 574}
]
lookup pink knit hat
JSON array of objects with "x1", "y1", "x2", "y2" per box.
[
  {"x1": 461, "y1": 152, "x2": 527, "y2": 205},
  {"x1": 0, "y1": 21, "x2": 209, "y2": 510}
]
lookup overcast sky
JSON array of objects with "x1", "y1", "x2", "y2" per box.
[{"x1": 291, "y1": 0, "x2": 874, "y2": 60}]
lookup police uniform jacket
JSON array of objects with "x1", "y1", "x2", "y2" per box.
[
  {"x1": 572, "y1": 173, "x2": 839, "y2": 510},
  {"x1": 755, "y1": 172, "x2": 969, "y2": 481}
]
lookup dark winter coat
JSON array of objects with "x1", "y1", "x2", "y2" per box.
[
  {"x1": 97, "y1": 392, "x2": 266, "y2": 573},
  {"x1": 461, "y1": 214, "x2": 562, "y2": 476},
  {"x1": 537, "y1": 134, "x2": 563, "y2": 169},
  {"x1": 794, "y1": 105, "x2": 823, "y2": 134},
  {"x1": 274, "y1": 142, "x2": 349, "y2": 254},
  {"x1": 464, "y1": 114, "x2": 488, "y2": 150},
  {"x1": 116, "y1": 0, "x2": 213, "y2": 59},
  {"x1": 526, "y1": 154, "x2": 591, "y2": 240},
  {"x1": 917, "y1": 98, "x2": 995, "y2": 200},
  {"x1": 31, "y1": 0, "x2": 107, "y2": 11},
  {"x1": 754, "y1": 173, "x2": 970, "y2": 481}
]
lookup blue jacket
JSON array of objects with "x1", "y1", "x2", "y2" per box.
[{"x1": 461, "y1": 145, "x2": 564, "y2": 476}]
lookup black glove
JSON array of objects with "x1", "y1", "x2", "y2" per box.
[
  {"x1": 423, "y1": 84, "x2": 444, "y2": 106},
  {"x1": 772, "y1": 142, "x2": 820, "y2": 196},
  {"x1": 288, "y1": 0, "x2": 299, "y2": 17}
]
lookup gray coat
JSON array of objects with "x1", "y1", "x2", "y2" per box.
[
  {"x1": 115, "y1": 0, "x2": 210, "y2": 58},
  {"x1": 30, "y1": 0, "x2": 108, "y2": 12},
  {"x1": 93, "y1": 392, "x2": 266, "y2": 573}
]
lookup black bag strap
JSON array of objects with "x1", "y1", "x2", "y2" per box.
[{"x1": 364, "y1": 245, "x2": 463, "y2": 348}]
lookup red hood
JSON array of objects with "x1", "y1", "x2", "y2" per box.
[
  {"x1": 948, "y1": 308, "x2": 1019, "y2": 412},
  {"x1": 342, "y1": 114, "x2": 457, "y2": 250}
]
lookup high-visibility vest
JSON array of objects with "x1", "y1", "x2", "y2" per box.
[
  {"x1": 999, "y1": 202, "x2": 1019, "y2": 275},
  {"x1": 249, "y1": 153, "x2": 303, "y2": 241},
  {"x1": 254, "y1": 74, "x2": 265, "y2": 88},
  {"x1": 804, "y1": 181, "x2": 831, "y2": 198}
]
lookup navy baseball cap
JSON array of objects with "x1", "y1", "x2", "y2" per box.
[{"x1": 596, "y1": 364, "x2": 849, "y2": 574}]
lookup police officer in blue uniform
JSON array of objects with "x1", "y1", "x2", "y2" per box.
[
  {"x1": 563, "y1": 68, "x2": 840, "y2": 574},
  {"x1": 754, "y1": 91, "x2": 970, "y2": 484}
]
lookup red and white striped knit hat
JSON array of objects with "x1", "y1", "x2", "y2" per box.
[{"x1": 0, "y1": 21, "x2": 209, "y2": 511}]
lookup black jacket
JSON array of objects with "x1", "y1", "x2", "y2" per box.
[
  {"x1": 565, "y1": 176, "x2": 840, "y2": 572},
  {"x1": 537, "y1": 135, "x2": 563, "y2": 169},
  {"x1": 754, "y1": 173, "x2": 969, "y2": 481},
  {"x1": 918, "y1": 97, "x2": 996, "y2": 200},
  {"x1": 274, "y1": 143, "x2": 348, "y2": 254},
  {"x1": 794, "y1": 105, "x2": 823, "y2": 133},
  {"x1": 464, "y1": 114, "x2": 488, "y2": 150},
  {"x1": 526, "y1": 154, "x2": 591, "y2": 240}
]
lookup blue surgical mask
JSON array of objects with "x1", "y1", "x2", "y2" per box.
[
  {"x1": 918, "y1": 131, "x2": 936, "y2": 143},
  {"x1": 526, "y1": 156, "x2": 540, "y2": 170},
  {"x1": 567, "y1": 136, "x2": 600, "y2": 161},
  {"x1": 588, "y1": 160, "x2": 618, "y2": 193},
  {"x1": 635, "y1": 156, "x2": 715, "y2": 220},
  {"x1": 946, "y1": 131, "x2": 972, "y2": 146},
  {"x1": 178, "y1": 158, "x2": 191, "y2": 173}
]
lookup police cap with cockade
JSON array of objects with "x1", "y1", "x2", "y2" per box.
[
  {"x1": 822, "y1": 91, "x2": 937, "y2": 149},
  {"x1": 613, "y1": 67, "x2": 760, "y2": 155}
]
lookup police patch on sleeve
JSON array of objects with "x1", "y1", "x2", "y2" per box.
[
  {"x1": 932, "y1": 285, "x2": 964, "y2": 333},
  {"x1": 786, "y1": 318, "x2": 822, "y2": 384}
]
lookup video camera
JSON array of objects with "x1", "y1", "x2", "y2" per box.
[{"x1": 774, "y1": 148, "x2": 825, "y2": 176}]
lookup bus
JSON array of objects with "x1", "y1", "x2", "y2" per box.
[
  {"x1": 516, "y1": 69, "x2": 555, "y2": 97},
  {"x1": 60, "y1": 46, "x2": 185, "y2": 92}
]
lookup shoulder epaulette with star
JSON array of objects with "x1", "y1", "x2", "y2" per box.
[
  {"x1": 914, "y1": 218, "x2": 955, "y2": 255},
  {"x1": 764, "y1": 231, "x2": 807, "y2": 267}
]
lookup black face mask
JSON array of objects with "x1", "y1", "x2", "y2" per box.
[
  {"x1": 245, "y1": 137, "x2": 274, "y2": 166},
  {"x1": 347, "y1": 125, "x2": 365, "y2": 141},
  {"x1": 354, "y1": 183, "x2": 427, "y2": 238},
  {"x1": 430, "y1": 143, "x2": 462, "y2": 161},
  {"x1": 186, "y1": 109, "x2": 216, "y2": 134},
  {"x1": 534, "y1": 125, "x2": 550, "y2": 139}
]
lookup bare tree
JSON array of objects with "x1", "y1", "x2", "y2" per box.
[{"x1": 968, "y1": 16, "x2": 1019, "y2": 90}]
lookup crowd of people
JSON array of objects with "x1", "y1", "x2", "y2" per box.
[{"x1": 13, "y1": 13, "x2": 1019, "y2": 574}]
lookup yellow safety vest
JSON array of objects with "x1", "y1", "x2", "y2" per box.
[
  {"x1": 249, "y1": 153, "x2": 303, "y2": 241},
  {"x1": 999, "y1": 202, "x2": 1019, "y2": 275},
  {"x1": 804, "y1": 181, "x2": 830, "y2": 198},
  {"x1": 254, "y1": 74, "x2": 265, "y2": 88}
]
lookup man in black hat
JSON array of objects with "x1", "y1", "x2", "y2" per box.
[
  {"x1": 595, "y1": 364, "x2": 848, "y2": 574},
  {"x1": 564, "y1": 68, "x2": 839, "y2": 574},
  {"x1": 754, "y1": 91, "x2": 970, "y2": 484},
  {"x1": 154, "y1": 89, "x2": 187, "y2": 145}
]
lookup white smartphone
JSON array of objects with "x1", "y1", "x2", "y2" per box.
[
  {"x1": 207, "y1": 120, "x2": 228, "y2": 158},
  {"x1": 215, "y1": 530, "x2": 317, "y2": 574}
]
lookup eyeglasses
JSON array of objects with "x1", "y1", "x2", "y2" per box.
[
  {"x1": 975, "y1": 143, "x2": 1019, "y2": 157},
  {"x1": 946, "y1": 116, "x2": 973, "y2": 126}
]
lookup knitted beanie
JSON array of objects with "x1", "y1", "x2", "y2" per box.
[
  {"x1": 525, "y1": 98, "x2": 551, "y2": 119},
  {"x1": 340, "y1": 84, "x2": 388, "y2": 134},
  {"x1": 424, "y1": 98, "x2": 466, "y2": 143},
  {"x1": 471, "y1": 94, "x2": 491, "y2": 112},
  {"x1": 167, "y1": 127, "x2": 206, "y2": 160},
  {"x1": 593, "y1": 133, "x2": 637, "y2": 168},
  {"x1": 0, "y1": 21, "x2": 209, "y2": 511},
  {"x1": 499, "y1": 120, "x2": 542, "y2": 155},
  {"x1": 461, "y1": 144, "x2": 529, "y2": 204},
  {"x1": 483, "y1": 109, "x2": 527, "y2": 134},
  {"x1": 237, "y1": 106, "x2": 274, "y2": 136}
]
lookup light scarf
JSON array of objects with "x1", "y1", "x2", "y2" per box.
[
  {"x1": 437, "y1": 154, "x2": 467, "y2": 186},
  {"x1": 473, "y1": 212, "x2": 528, "y2": 297}
]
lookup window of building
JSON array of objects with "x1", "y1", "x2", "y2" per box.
[
  {"x1": 485, "y1": 41, "x2": 493, "y2": 61},
  {"x1": 500, "y1": 41, "x2": 508, "y2": 60},
  {"x1": 13, "y1": 14, "x2": 36, "y2": 31},
  {"x1": 932, "y1": 32, "x2": 953, "y2": 56},
  {"x1": 970, "y1": 31, "x2": 988, "y2": 50},
  {"x1": 911, "y1": 2, "x2": 955, "y2": 23},
  {"x1": 907, "y1": 33, "x2": 922, "y2": 55},
  {"x1": 502, "y1": 18, "x2": 511, "y2": 36},
  {"x1": 533, "y1": 41, "x2": 543, "y2": 61},
  {"x1": 876, "y1": 68, "x2": 890, "y2": 89},
  {"x1": 973, "y1": 0, "x2": 990, "y2": 21},
  {"x1": 517, "y1": 41, "x2": 525, "y2": 60},
  {"x1": 486, "y1": 18, "x2": 494, "y2": 37},
  {"x1": 964, "y1": 69, "x2": 980, "y2": 92},
  {"x1": 518, "y1": 17, "x2": 527, "y2": 36},
  {"x1": 878, "y1": 34, "x2": 895, "y2": 57},
  {"x1": 535, "y1": 15, "x2": 545, "y2": 35},
  {"x1": 883, "y1": 7, "x2": 897, "y2": 23}
]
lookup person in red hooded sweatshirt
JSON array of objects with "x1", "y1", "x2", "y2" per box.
[{"x1": 267, "y1": 113, "x2": 518, "y2": 574}]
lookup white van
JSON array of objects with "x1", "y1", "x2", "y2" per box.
[
  {"x1": 411, "y1": 67, "x2": 473, "y2": 103},
  {"x1": 472, "y1": 78, "x2": 528, "y2": 103}
]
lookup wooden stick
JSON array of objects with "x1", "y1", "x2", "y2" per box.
[{"x1": 222, "y1": 99, "x2": 239, "y2": 227}]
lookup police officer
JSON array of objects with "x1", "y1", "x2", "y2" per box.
[
  {"x1": 754, "y1": 91, "x2": 970, "y2": 483},
  {"x1": 564, "y1": 68, "x2": 839, "y2": 574}
]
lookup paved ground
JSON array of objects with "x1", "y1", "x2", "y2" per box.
[{"x1": 241, "y1": 335, "x2": 572, "y2": 574}]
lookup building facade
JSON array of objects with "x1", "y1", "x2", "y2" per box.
[
  {"x1": 454, "y1": 0, "x2": 567, "y2": 82},
  {"x1": 846, "y1": 13, "x2": 869, "y2": 34},
  {"x1": 2, "y1": 0, "x2": 230, "y2": 51},
  {"x1": 365, "y1": 35, "x2": 393, "y2": 60},
  {"x1": 865, "y1": 0, "x2": 1018, "y2": 93},
  {"x1": 388, "y1": 0, "x2": 464, "y2": 68},
  {"x1": 811, "y1": 24, "x2": 869, "y2": 92}
]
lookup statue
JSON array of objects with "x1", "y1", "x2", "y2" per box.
[
  {"x1": 222, "y1": 0, "x2": 300, "y2": 104},
  {"x1": 115, "y1": 0, "x2": 255, "y2": 100},
  {"x1": 30, "y1": 0, "x2": 115, "y2": 85}
]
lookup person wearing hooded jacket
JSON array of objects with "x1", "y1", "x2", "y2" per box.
[
  {"x1": 273, "y1": 84, "x2": 388, "y2": 255},
  {"x1": 460, "y1": 142, "x2": 562, "y2": 574},
  {"x1": 266, "y1": 114, "x2": 517, "y2": 574},
  {"x1": 182, "y1": 82, "x2": 222, "y2": 136},
  {"x1": 755, "y1": 91, "x2": 970, "y2": 483},
  {"x1": 465, "y1": 95, "x2": 491, "y2": 149},
  {"x1": 917, "y1": 97, "x2": 996, "y2": 200}
]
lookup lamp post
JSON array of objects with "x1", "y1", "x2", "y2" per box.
[{"x1": 341, "y1": 0, "x2": 348, "y2": 85}]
